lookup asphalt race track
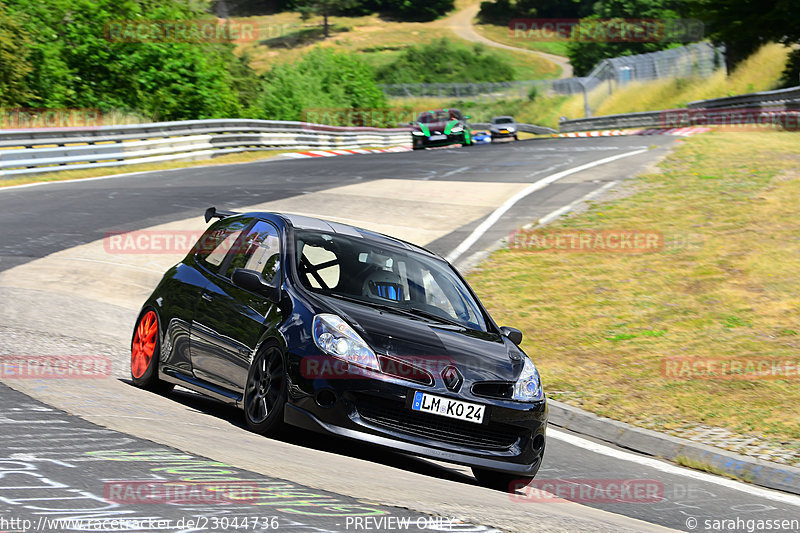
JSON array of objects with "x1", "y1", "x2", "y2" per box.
[{"x1": 1, "y1": 137, "x2": 799, "y2": 532}]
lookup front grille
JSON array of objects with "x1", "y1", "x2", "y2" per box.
[{"x1": 356, "y1": 395, "x2": 521, "y2": 451}]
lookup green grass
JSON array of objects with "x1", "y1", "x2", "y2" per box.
[
  {"x1": 234, "y1": 12, "x2": 561, "y2": 80},
  {"x1": 467, "y1": 131, "x2": 800, "y2": 442},
  {"x1": 396, "y1": 42, "x2": 793, "y2": 129},
  {"x1": 473, "y1": 22, "x2": 570, "y2": 56},
  {"x1": 570, "y1": 43, "x2": 792, "y2": 119}
]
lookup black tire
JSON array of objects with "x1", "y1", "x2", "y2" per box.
[
  {"x1": 243, "y1": 341, "x2": 287, "y2": 435},
  {"x1": 130, "y1": 308, "x2": 174, "y2": 393},
  {"x1": 472, "y1": 468, "x2": 536, "y2": 492},
  {"x1": 513, "y1": 134, "x2": 518, "y2": 141}
]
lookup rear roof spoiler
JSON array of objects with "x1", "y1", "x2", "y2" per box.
[{"x1": 204, "y1": 206, "x2": 240, "y2": 223}]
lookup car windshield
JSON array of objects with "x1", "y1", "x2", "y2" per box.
[
  {"x1": 493, "y1": 117, "x2": 514, "y2": 124},
  {"x1": 419, "y1": 110, "x2": 459, "y2": 123},
  {"x1": 294, "y1": 230, "x2": 488, "y2": 331}
]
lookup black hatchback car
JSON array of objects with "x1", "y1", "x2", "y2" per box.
[{"x1": 131, "y1": 208, "x2": 547, "y2": 489}]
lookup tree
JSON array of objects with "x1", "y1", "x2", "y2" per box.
[
  {"x1": 4, "y1": 0, "x2": 256, "y2": 119},
  {"x1": 688, "y1": 0, "x2": 800, "y2": 72},
  {"x1": 295, "y1": 0, "x2": 358, "y2": 38},
  {"x1": 0, "y1": 2, "x2": 33, "y2": 106},
  {"x1": 566, "y1": 0, "x2": 688, "y2": 76}
]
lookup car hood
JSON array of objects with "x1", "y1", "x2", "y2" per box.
[
  {"x1": 418, "y1": 120, "x2": 458, "y2": 135},
  {"x1": 317, "y1": 295, "x2": 523, "y2": 382}
]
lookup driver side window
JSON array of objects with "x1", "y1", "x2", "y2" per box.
[{"x1": 298, "y1": 242, "x2": 340, "y2": 290}]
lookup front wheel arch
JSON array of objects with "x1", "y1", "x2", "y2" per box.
[
  {"x1": 130, "y1": 307, "x2": 174, "y2": 393},
  {"x1": 243, "y1": 340, "x2": 288, "y2": 436}
]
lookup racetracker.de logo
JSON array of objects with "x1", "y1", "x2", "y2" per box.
[
  {"x1": 0, "y1": 355, "x2": 112, "y2": 379},
  {"x1": 509, "y1": 229, "x2": 663, "y2": 253},
  {"x1": 1, "y1": 108, "x2": 104, "y2": 130},
  {"x1": 509, "y1": 18, "x2": 703, "y2": 42},
  {"x1": 509, "y1": 478, "x2": 664, "y2": 503},
  {"x1": 301, "y1": 355, "x2": 458, "y2": 381},
  {"x1": 103, "y1": 18, "x2": 276, "y2": 43},
  {"x1": 104, "y1": 480, "x2": 259, "y2": 504},
  {"x1": 104, "y1": 230, "x2": 205, "y2": 254},
  {"x1": 661, "y1": 357, "x2": 800, "y2": 381},
  {"x1": 661, "y1": 108, "x2": 800, "y2": 131}
]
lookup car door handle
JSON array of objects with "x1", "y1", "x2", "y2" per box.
[{"x1": 201, "y1": 293, "x2": 214, "y2": 302}]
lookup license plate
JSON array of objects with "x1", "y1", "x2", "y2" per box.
[
  {"x1": 411, "y1": 391, "x2": 485, "y2": 424},
  {"x1": 500, "y1": 130, "x2": 509, "y2": 134},
  {"x1": 428, "y1": 135, "x2": 446, "y2": 141}
]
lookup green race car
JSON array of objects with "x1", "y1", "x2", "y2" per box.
[{"x1": 410, "y1": 108, "x2": 472, "y2": 150}]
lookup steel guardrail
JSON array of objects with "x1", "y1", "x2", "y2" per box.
[
  {"x1": 0, "y1": 118, "x2": 560, "y2": 177},
  {"x1": 470, "y1": 123, "x2": 557, "y2": 135},
  {"x1": 559, "y1": 85, "x2": 800, "y2": 132},
  {"x1": 0, "y1": 119, "x2": 413, "y2": 177}
]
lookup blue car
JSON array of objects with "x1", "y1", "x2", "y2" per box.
[{"x1": 472, "y1": 130, "x2": 491, "y2": 144}]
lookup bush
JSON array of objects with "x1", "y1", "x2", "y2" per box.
[
  {"x1": 376, "y1": 38, "x2": 515, "y2": 84},
  {"x1": 255, "y1": 48, "x2": 387, "y2": 121},
  {"x1": 6, "y1": 0, "x2": 256, "y2": 120}
]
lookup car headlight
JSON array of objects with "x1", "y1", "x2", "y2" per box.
[
  {"x1": 506, "y1": 126, "x2": 516, "y2": 132},
  {"x1": 313, "y1": 314, "x2": 380, "y2": 372},
  {"x1": 513, "y1": 357, "x2": 543, "y2": 401},
  {"x1": 450, "y1": 126, "x2": 464, "y2": 133},
  {"x1": 412, "y1": 130, "x2": 425, "y2": 136}
]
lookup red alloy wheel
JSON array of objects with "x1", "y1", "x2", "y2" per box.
[{"x1": 131, "y1": 310, "x2": 157, "y2": 378}]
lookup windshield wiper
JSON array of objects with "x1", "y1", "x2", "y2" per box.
[
  {"x1": 324, "y1": 293, "x2": 410, "y2": 315},
  {"x1": 323, "y1": 293, "x2": 467, "y2": 328},
  {"x1": 403, "y1": 307, "x2": 468, "y2": 329}
]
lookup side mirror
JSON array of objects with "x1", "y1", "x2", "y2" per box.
[
  {"x1": 500, "y1": 326, "x2": 523, "y2": 346},
  {"x1": 232, "y1": 268, "x2": 280, "y2": 303}
]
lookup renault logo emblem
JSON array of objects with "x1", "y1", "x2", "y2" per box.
[{"x1": 442, "y1": 366, "x2": 462, "y2": 392}]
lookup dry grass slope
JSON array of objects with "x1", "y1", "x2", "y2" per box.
[{"x1": 467, "y1": 131, "x2": 800, "y2": 443}]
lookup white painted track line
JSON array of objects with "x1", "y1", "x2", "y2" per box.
[
  {"x1": 550, "y1": 429, "x2": 800, "y2": 507},
  {"x1": 445, "y1": 149, "x2": 647, "y2": 263}
]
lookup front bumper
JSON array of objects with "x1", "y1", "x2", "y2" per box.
[
  {"x1": 284, "y1": 355, "x2": 547, "y2": 475},
  {"x1": 413, "y1": 133, "x2": 466, "y2": 149},
  {"x1": 491, "y1": 130, "x2": 516, "y2": 139}
]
